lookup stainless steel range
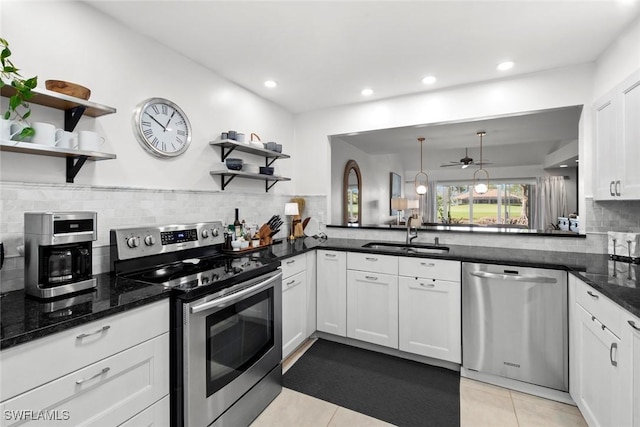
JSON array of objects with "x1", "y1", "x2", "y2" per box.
[{"x1": 110, "y1": 221, "x2": 282, "y2": 427}]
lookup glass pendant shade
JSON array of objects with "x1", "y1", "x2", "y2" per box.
[
  {"x1": 414, "y1": 137, "x2": 428, "y2": 195},
  {"x1": 473, "y1": 131, "x2": 489, "y2": 194}
]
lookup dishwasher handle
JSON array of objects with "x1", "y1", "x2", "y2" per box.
[{"x1": 469, "y1": 270, "x2": 558, "y2": 284}]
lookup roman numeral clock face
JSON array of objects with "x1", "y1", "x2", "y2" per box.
[{"x1": 133, "y1": 98, "x2": 192, "y2": 158}]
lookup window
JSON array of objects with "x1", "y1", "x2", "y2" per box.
[{"x1": 436, "y1": 182, "x2": 532, "y2": 228}]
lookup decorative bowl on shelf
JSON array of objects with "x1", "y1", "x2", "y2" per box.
[
  {"x1": 259, "y1": 166, "x2": 274, "y2": 175},
  {"x1": 45, "y1": 80, "x2": 91, "y2": 100},
  {"x1": 265, "y1": 141, "x2": 277, "y2": 151},
  {"x1": 225, "y1": 158, "x2": 243, "y2": 170}
]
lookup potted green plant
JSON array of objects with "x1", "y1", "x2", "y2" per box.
[{"x1": 1, "y1": 38, "x2": 37, "y2": 140}]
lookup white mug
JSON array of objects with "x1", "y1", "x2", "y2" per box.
[
  {"x1": 8, "y1": 121, "x2": 29, "y2": 141},
  {"x1": 55, "y1": 129, "x2": 79, "y2": 149},
  {"x1": 78, "y1": 130, "x2": 105, "y2": 152},
  {"x1": 31, "y1": 122, "x2": 63, "y2": 146},
  {"x1": 1, "y1": 119, "x2": 22, "y2": 141}
]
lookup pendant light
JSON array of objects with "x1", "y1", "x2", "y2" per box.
[
  {"x1": 415, "y1": 137, "x2": 428, "y2": 195},
  {"x1": 473, "y1": 131, "x2": 489, "y2": 194}
]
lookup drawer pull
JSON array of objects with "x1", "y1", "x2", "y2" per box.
[
  {"x1": 629, "y1": 320, "x2": 640, "y2": 331},
  {"x1": 286, "y1": 279, "x2": 296, "y2": 286},
  {"x1": 420, "y1": 262, "x2": 436, "y2": 267},
  {"x1": 286, "y1": 260, "x2": 296, "y2": 265},
  {"x1": 587, "y1": 291, "x2": 599, "y2": 299},
  {"x1": 76, "y1": 325, "x2": 111, "y2": 340},
  {"x1": 325, "y1": 254, "x2": 337, "y2": 258},
  {"x1": 76, "y1": 367, "x2": 110, "y2": 385},
  {"x1": 365, "y1": 257, "x2": 378, "y2": 261},
  {"x1": 420, "y1": 283, "x2": 435, "y2": 288},
  {"x1": 610, "y1": 343, "x2": 618, "y2": 367},
  {"x1": 364, "y1": 275, "x2": 379, "y2": 281}
]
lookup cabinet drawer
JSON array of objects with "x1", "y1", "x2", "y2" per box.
[
  {"x1": 0, "y1": 300, "x2": 169, "y2": 402},
  {"x1": 0, "y1": 333, "x2": 169, "y2": 427},
  {"x1": 120, "y1": 395, "x2": 169, "y2": 427},
  {"x1": 398, "y1": 257, "x2": 460, "y2": 281},
  {"x1": 281, "y1": 254, "x2": 306, "y2": 279},
  {"x1": 347, "y1": 252, "x2": 398, "y2": 275},
  {"x1": 576, "y1": 280, "x2": 622, "y2": 337}
]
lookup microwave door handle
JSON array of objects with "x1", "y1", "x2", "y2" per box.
[{"x1": 190, "y1": 271, "x2": 282, "y2": 314}]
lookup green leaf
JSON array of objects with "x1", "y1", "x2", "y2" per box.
[
  {"x1": 25, "y1": 76, "x2": 37, "y2": 89},
  {"x1": 20, "y1": 127, "x2": 35, "y2": 139},
  {"x1": 9, "y1": 94, "x2": 21, "y2": 110},
  {"x1": 3, "y1": 111, "x2": 9, "y2": 120},
  {"x1": 1, "y1": 47, "x2": 10, "y2": 60},
  {"x1": 22, "y1": 110, "x2": 31, "y2": 119},
  {"x1": 3, "y1": 65, "x2": 17, "y2": 73}
]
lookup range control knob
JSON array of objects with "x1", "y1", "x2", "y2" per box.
[
  {"x1": 211, "y1": 227, "x2": 219, "y2": 237},
  {"x1": 144, "y1": 235, "x2": 155, "y2": 246},
  {"x1": 126, "y1": 236, "x2": 140, "y2": 248},
  {"x1": 201, "y1": 229, "x2": 210, "y2": 239}
]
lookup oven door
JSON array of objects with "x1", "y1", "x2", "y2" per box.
[{"x1": 184, "y1": 269, "x2": 282, "y2": 427}]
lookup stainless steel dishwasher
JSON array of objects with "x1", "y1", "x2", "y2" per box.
[{"x1": 461, "y1": 262, "x2": 568, "y2": 393}]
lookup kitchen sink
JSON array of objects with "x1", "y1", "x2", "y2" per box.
[{"x1": 362, "y1": 242, "x2": 450, "y2": 254}]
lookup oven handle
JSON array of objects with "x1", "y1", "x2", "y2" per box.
[{"x1": 190, "y1": 271, "x2": 282, "y2": 314}]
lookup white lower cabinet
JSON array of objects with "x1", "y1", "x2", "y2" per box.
[
  {"x1": 621, "y1": 311, "x2": 640, "y2": 427},
  {"x1": 0, "y1": 300, "x2": 170, "y2": 427},
  {"x1": 120, "y1": 395, "x2": 169, "y2": 427},
  {"x1": 398, "y1": 276, "x2": 461, "y2": 363},
  {"x1": 346, "y1": 270, "x2": 398, "y2": 348},
  {"x1": 316, "y1": 250, "x2": 347, "y2": 336},
  {"x1": 282, "y1": 270, "x2": 307, "y2": 358}
]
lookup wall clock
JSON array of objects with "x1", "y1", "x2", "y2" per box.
[{"x1": 132, "y1": 97, "x2": 192, "y2": 158}]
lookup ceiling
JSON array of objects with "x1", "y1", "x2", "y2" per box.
[
  {"x1": 331, "y1": 105, "x2": 583, "y2": 170},
  {"x1": 85, "y1": 0, "x2": 640, "y2": 114}
]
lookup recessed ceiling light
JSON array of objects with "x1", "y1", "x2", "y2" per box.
[
  {"x1": 422, "y1": 75, "x2": 437, "y2": 85},
  {"x1": 264, "y1": 80, "x2": 277, "y2": 88},
  {"x1": 361, "y1": 88, "x2": 374, "y2": 96},
  {"x1": 497, "y1": 61, "x2": 514, "y2": 71}
]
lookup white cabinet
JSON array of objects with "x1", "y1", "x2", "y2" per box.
[
  {"x1": 0, "y1": 300, "x2": 169, "y2": 427},
  {"x1": 571, "y1": 277, "x2": 625, "y2": 427},
  {"x1": 316, "y1": 250, "x2": 347, "y2": 336},
  {"x1": 398, "y1": 258, "x2": 461, "y2": 363},
  {"x1": 594, "y1": 68, "x2": 640, "y2": 200},
  {"x1": 621, "y1": 311, "x2": 640, "y2": 427},
  {"x1": 282, "y1": 270, "x2": 307, "y2": 358},
  {"x1": 346, "y1": 270, "x2": 399, "y2": 348}
]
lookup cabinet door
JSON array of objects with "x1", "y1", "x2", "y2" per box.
[
  {"x1": 398, "y1": 276, "x2": 461, "y2": 363},
  {"x1": 120, "y1": 396, "x2": 169, "y2": 427},
  {"x1": 346, "y1": 270, "x2": 398, "y2": 348},
  {"x1": 316, "y1": 250, "x2": 347, "y2": 336},
  {"x1": 593, "y1": 90, "x2": 618, "y2": 200},
  {"x1": 575, "y1": 304, "x2": 622, "y2": 427},
  {"x1": 621, "y1": 313, "x2": 640, "y2": 427},
  {"x1": 619, "y1": 69, "x2": 640, "y2": 199},
  {"x1": 282, "y1": 271, "x2": 307, "y2": 358}
]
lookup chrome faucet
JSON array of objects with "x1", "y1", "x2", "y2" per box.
[{"x1": 406, "y1": 216, "x2": 419, "y2": 245}]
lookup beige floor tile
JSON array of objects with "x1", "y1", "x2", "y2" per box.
[
  {"x1": 511, "y1": 395, "x2": 588, "y2": 427},
  {"x1": 461, "y1": 377, "x2": 512, "y2": 398},
  {"x1": 460, "y1": 383, "x2": 519, "y2": 427},
  {"x1": 250, "y1": 388, "x2": 338, "y2": 427},
  {"x1": 328, "y1": 407, "x2": 396, "y2": 427},
  {"x1": 510, "y1": 390, "x2": 581, "y2": 416}
]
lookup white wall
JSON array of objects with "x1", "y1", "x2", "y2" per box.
[
  {"x1": 294, "y1": 64, "x2": 595, "y2": 221},
  {"x1": 0, "y1": 1, "x2": 295, "y2": 193},
  {"x1": 330, "y1": 139, "x2": 403, "y2": 225}
]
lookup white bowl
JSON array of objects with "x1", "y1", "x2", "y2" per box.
[
  {"x1": 240, "y1": 240, "x2": 250, "y2": 249},
  {"x1": 231, "y1": 240, "x2": 242, "y2": 250}
]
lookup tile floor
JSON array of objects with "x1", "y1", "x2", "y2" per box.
[{"x1": 251, "y1": 339, "x2": 588, "y2": 427}]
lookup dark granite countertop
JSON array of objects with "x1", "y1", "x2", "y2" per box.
[
  {"x1": 3, "y1": 236, "x2": 638, "y2": 351},
  {"x1": 0, "y1": 273, "x2": 171, "y2": 350}
]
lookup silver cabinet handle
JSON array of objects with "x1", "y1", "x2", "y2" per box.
[
  {"x1": 615, "y1": 180, "x2": 621, "y2": 196},
  {"x1": 364, "y1": 275, "x2": 379, "y2": 281},
  {"x1": 610, "y1": 343, "x2": 618, "y2": 367},
  {"x1": 76, "y1": 367, "x2": 110, "y2": 385},
  {"x1": 365, "y1": 257, "x2": 378, "y2": 261},
  {"x1": 286, "y1": 279, "x2": 296, "y2": 286},
  {"x1": 420, "y1": 262, "x2": 436, "y2": 267},
  {"x1": 324, "y1": 253, "x2": 337, "y2": 258},
  {"x1": 419, "y1": 283, "x2": 435, "y2": 288},
  {"x1": 610, "y1": 181, "x2": 616, "y2": 196},
  {"x1": 587, "y1": 291, "x2": 599, "y2": 299},
  {"x1": 629, "y1": 320, "x2": 640, "y2": 331},
  {"x1": 469, "y1": 270, "x2": 557, "y2": 283},
  {"x1": 76, "y1": 325, "x2": 110, "y2": 340},
  {"x1": 286, "y1": 260, "x2": 296, "y2": 265}
]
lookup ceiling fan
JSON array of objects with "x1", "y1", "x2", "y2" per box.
[{"x1": 440, "y1": 148, "x2": 492, "y2": 169}]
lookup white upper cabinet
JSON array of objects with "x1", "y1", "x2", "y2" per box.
[{"x1": 594, "y1": 68, "x2": 640, "y2": 200}]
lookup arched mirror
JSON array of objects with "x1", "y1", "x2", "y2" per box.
[{"x1": 343, "y1": 160, "x2": 362, "y2": 225}]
